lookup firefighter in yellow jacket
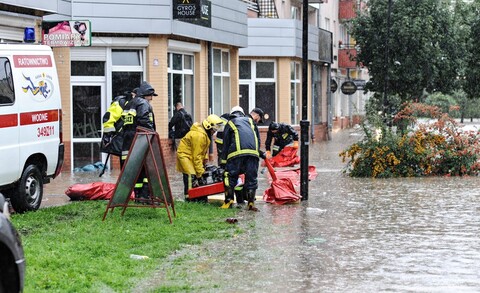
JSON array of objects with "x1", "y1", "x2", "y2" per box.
[{"x1": 176, "y1": 114, "x2": 224, "y2": 202}]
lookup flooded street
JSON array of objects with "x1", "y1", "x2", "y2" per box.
[
  {"x1": 142, "y1": 128, "x2": 480, "y2": 292},
  {"x1": 44, "y1": 128, "x2": 480, "y2": 292}
]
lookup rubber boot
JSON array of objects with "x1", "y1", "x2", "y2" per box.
[
  {"x1": 220, "y1": 187, "x2": 235, "y2": 209},
  {"x1": 246, "y1": 189, "x2": 259, "y2": 212},
  {"x1": 235, "y1": 188, "x2": 245, "y2": 208},
  {"x1": 141, "y1": 184, "x2": 150, "y2": 200}
]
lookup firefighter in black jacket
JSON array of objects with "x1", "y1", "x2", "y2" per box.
[
  {"x1": 265, "y1": 121, "x2": 299, "y2": 158},
  {"x1": 121, "y1": 81, "x2": 157, "y2": 200},
  {"x1": 220, "y1": 106, "x2": 261, "y2": 211}
]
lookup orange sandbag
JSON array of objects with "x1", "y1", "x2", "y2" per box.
[{"x1": 65, "y1": 182, "x2": 119, "y2": 201}]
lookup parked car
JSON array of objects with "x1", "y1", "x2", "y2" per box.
[{"x1": 0, "y1": 193, "x2": 25, "y2": 292}]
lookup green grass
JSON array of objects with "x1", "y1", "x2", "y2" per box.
[{"x1": 11, "y1": 201, "x2": 239, "y2": 292}]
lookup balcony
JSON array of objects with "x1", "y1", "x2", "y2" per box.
[
  {"x1": 338, "y1": 43, "x2": 357, "y2": 69},
  {"x1": 339, "y1": 0, "x2": 357, "y2": 20}
]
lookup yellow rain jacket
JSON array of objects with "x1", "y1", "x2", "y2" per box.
[{"x1": 176, "y1": 122, "x2": 210, "y2": 178}]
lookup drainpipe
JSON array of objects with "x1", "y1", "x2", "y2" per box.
[
  {"x1": 310, "y1": 65, "x2": 315, "y2": 141},
  {"x1": 208, "y1": 42, "x2": 214, "y2": 158},
  {"x1": 327, "y1": 63, "x2": 332, "y2": 140}
]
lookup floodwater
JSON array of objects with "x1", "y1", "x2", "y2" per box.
[{"x1": 43, "y1": 126, "x2": 480, "y2": 292}]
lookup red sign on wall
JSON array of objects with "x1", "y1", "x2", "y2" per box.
[{"x1": 42, "y1": 20, "x2": 91, "y2": 47}]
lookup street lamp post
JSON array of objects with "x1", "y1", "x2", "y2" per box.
[
  {"x1": 383, "y1": 0, "x2": 392, "y2": 126},
  {"x1": 301, "y1": 0, "x2": 310, "y2": 200}
]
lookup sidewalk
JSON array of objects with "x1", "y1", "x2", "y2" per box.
[{"x1": 42, "y1": 128, "x2": 360, "y2": 208}]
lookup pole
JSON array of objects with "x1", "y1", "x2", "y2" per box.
[
  {"x1": 383, "y1": 0, "x2": 392, "y2": 126},
  {"x1": 301, "y1": 0, "x2": 310, "y2": 200},
  {"x1": 208, "y1": 41, "x2": 214, "y2": 159},
  {"x1": 327, "y1": 64, "x2": 332, "y2": 140}
]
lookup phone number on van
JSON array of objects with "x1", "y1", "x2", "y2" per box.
[{"x1": 37, "y1": 126, "x2": 54, "y2": 137}]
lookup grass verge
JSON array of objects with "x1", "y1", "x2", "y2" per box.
[{"x1": 11, "y1": 200, "x2": 238, "y2": 292}]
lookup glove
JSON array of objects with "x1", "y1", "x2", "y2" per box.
[
  {"x1": 102, "y1": 133, "x2": 113, "y2": 147},
  {"x1": 198, "y1": 176, "x2": 207, "y2": 186},
  {"x1": 192, "y1": 178, "x2": 200, "y2": 188},
  {"x1": 293, "y1": 141, "x2": 299, "y2": 149},
  {"x1": 192, "y1": 176, "x2": 205, "y2": 188},
  {"x1": 266, "y1": 151, "x2": 271, "y2": 159},
  {"x1": 259, "y1": 151, "x2": 267, "y2": 160}
]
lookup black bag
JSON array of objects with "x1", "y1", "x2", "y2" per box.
[
  {"x1": 177, "y1": 111, "x2": 193, "y2": 138},
  {"x1": 100, "y1": 96, "x2": 128, "y2": 156},
  {"x1": 100, "y1": 132, "x2": 123, "y2": 156}
]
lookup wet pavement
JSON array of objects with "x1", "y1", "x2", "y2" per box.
[{"x1": 43, "y1": 126, "x2": 480, "y2": 292}]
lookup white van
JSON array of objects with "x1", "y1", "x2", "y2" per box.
[{"x1": 0, "y1": 44, "x2": 64, "y2": 213}]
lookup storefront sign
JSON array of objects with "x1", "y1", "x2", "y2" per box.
[
  {"x1": 353, "y1": 79, "x2": 366, "y2": 90},
  {"x1": 330, "y1": 79, "x2": 338, "y2": 93},
  {"x1": 173, "y1": 0, "x2": 211, "y2": 28},
  {"x1": 42, "y1": 20, "x2": 91, "y2": 47},
  {"x1": 341, "y1": 80, "x2": 357, "y2": 95}
]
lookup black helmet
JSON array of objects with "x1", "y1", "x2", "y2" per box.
[
  {"x1": 251, "y1": 107, "x2": 265, "y2": 123},
  {"x1": 137, "y1": 81, "x2": 158, "y2": 97},
  {"x1": 269, "y1": 122, "x2": 280, "y2": 131}
]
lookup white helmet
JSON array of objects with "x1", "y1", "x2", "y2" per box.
[{"x1": 230, "y1": 106, "x2": 244, "y2": 114}]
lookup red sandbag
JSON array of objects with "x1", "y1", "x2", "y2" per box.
[
  {"x1": 263, "y1": 178, "x2": 301, "y2": 205},
  {"x1": 269, "y1": 146, "x2": 300, "y2": 167},
  {"x1": 65, "y1": 182, "x2": 120, "y2": 201},
  {"x1": 262, "y1": 158, "x2": 301, "y2": 205},
  {"x1": 267, "y1": 166, "x2": 318, "y2": 186}
]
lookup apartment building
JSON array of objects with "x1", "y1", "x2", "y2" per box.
[
  {"x1": 240, "y1": 0, "x2": 333, "y2": 141},
  {"x1": 1, "y1": 0, "x2": 360, "y2": 171}
]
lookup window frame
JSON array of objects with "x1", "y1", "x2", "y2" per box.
[{"x1": 212, "y1": 48, "x2": 231, "y2": 115}]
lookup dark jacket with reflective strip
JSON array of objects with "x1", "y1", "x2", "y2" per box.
[
  {"x1": 265, "y1": 123, "x2": 298, "y2": 151},
  {"x1": 121, "y1": 97, "x2": 156, "y2": 157},
  {"x1": 220, "y1": 114, "x2": 260, "y2": 164}
]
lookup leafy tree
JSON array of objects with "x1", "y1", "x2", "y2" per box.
[
  {"x1": 348, "y1": 0, "x2": 461, "y2": 124},
  {"x1": 424, "y1": 92, "x2": 457, "y2": 115},
  {"x1": 464, "y1": 1, "x2": 480, "y2": 101}
]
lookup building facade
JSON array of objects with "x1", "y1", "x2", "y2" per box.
[
  {"x1": 1, "y1": 0, "x2": 346, "y2": 171},
  {"x1": 240, "y1": 0, "x2": 333, "y2": 141}
]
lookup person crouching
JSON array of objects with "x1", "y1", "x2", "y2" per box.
[{"x1": 176, "y1": 114, "x2": 224, "y2": 202}]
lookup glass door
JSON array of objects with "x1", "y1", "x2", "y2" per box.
[
  {"x1": 239, "y1": 83, "x2": 250, "y2": 116},
  {"x1": 71, "y1": 83, "x2": 105, "y2": 170}
]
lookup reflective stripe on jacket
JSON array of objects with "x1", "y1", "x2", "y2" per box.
[
  {"x1": 265, "y1": 123, "x2": 298, "y2": 151},
  {"x1": 220, "y1": 115, "x2": 259, "y2": 164}
]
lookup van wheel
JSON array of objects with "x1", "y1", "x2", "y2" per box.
[{"x1": 10, "y1": 165, "x2": 43, "y2": 213}]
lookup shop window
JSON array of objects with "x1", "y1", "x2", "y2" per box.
[
  {"x1": 239, "y1": 60, "x2": 276, "y2": 126},
  {"x1": 239, "y1": 60, "x2": 251, "y2": 79},
  {"x1": 290, "y1": 62, "x2": 300, "y2": 124},
  {"x1": 111, "y1": 49, "x2": 143, "y2": 99},
  {"x1": 168, "y1": 53, "x2": 194, "y2": 118},
  {"x1": 256, "y1": 61, "x2": 274, "y2": 78},
  {"x1": 212, "y1": 48, "x2": 230, "y2": 114},
  {"x1": 112, "y1": 49, "x2": 141, "y2": 66},
  {"x1": 111, "y1": 72, "x2": 142, "y2": 98},
  {"x1": 71, "y1": 61, "x2": 105, "y2": 76}
]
